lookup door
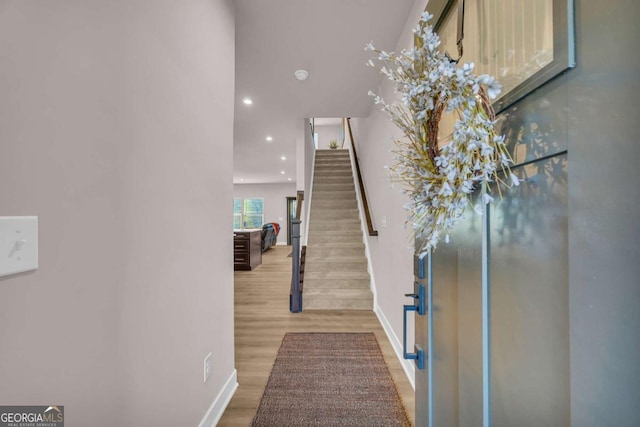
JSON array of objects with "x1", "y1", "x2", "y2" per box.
[
  {"x1": 412, "y1": 197, "x2": 484, "y2": 427},
  {"x1": 403, "y1": 0, "x2": 571, "y2": 423},
  {"x1": 286, "y1": 196, "x2": 297, "y2": 245},
  {"x1": 411, "y1": 156, "x2": 569, "y2": 426}
]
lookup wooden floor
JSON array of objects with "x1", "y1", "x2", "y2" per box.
[{"x1": 218, "y1": 246, "x2": 415, "y2": 426}]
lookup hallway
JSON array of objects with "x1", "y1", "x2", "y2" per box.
[{"x1": 218, "y1": 246, "x2": 415, "y2": 426}]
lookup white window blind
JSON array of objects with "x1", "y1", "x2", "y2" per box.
[{"x1": 435, "y1": 0, "x2": 554, "y2": 141}]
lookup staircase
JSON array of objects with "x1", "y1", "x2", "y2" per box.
[{"x1": 304, "y1": 149, "x2": 373, "y2": 310}]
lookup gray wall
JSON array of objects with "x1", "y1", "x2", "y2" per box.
[
  {"x1": 315, "y1": 124, "x2": 343, "y2": 149},
  {"x1": 0, "y1": 1, "x2": 236, "y2": 425}
]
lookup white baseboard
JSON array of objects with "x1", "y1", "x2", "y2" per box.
[
  {"x1": 198, "y1": 369, "x2": 238, "y2": 427},
  {"x1": 276, "y1": 242, "x2": 287, "y2": 246},
  {"x1": 374, "y1": 304, "x2": 416, "y2": 390}
]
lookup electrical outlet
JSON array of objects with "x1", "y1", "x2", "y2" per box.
[
  {"x1": 204, "y1": 353, "x2": 212, "y2": 383},
  {"x1": 381, "y1": 215, "x2": 387, "y2": 228}
]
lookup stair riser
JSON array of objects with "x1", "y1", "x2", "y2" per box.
[
  {"x1": 314, "y1": 163, "x2": 350, "y2": 168},
  {"x1": 305, "y1": 262, "x2": 368, "y2": 273},
  {"x1": 311, "y1": 192, "x2": 356, "y2": 200},
  {"x1": 305, "y1": 254, "x2": 367, "y2": 271},
  {"x1": 314, "y1": 169, "x2": 352, "y2": 176},
  {"x1": 310, "y1": 212, "x2": 360, "y2": 221},
  {"x1": 306, "y1": 244, "x2": 365, "y2": 251},
  {"x1": 314, "y1": 167, "x2": 351, "y2": 173},
  {"x1": 305, "y1": 248, "x2": 365, "y2": 257},
  {"x1": 315, "y1": 158, "x2": 350, "y2": 162},
  {"x1": 314, "y1": 171, "x2": 352, "y2": 177},
  {"x1": 309, "y1": 217, "x2": 360, "y2": 224},
  {"x1": 314, "y1": 171, "x2": 352, "y2": 175},
  {"x1": 308, "y1": 230, "x2": 363, "y2": 236},
  {"x1": 313, "y1": 188, "x2": 356, "y2": 193},
  {"x1": 315, "y1": 160, "x2": 351, "y2": 165},
  {"x1": 314, "y1": 163, "x2": 351, "y2": 168},
  {"x1": 303, "y1": 300, "x2": 373, "y2": 310},
  {"x1": 310, "y1": 218, "x2": 360, "y2": 224},
  {"x1": 314, "y1": 176, "x2": 354, "y2": 183},
  {"x1": 313, "y1": 184, "x2": 354, "y2": 191},
  {"x1": 305, "y1": 257, "x2": 367, "y2": 265},
  {"x1": 316, "y1": 150, "x2": 349, "y2": 155},
  {"x1": 309, "y1": 226, "x2": 361, "y2": 234},
  {"x1": 315, "y1": 158, "x2": 351, "y2": 164},
  {"x1": 309, "y1": 216, "x2": 361, "y2": 222},
  {"x1": 308, "y1": 236, "x2": 362, "y2": 245},
  {"x1": 305, "y1": 271, "x2": 370, "y2": 281},
  {"x1": 309, "y1": 222, "x2": 361, "y2": 231},
  {"x1": 309, "y1": 217, "x2": 360, "y2": 223}
]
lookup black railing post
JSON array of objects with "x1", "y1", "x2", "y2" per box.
[{"x1": 290, "y1": 219, "x2": 302, "y2": 312}]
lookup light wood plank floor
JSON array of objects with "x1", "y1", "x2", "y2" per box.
[{"x1": 218, "y1": 246, "x2": 415, "y2": 426}]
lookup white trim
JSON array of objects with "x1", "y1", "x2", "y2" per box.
[
  {"x1": 198, "y1": 369, "x2": 238, "y2": 427},
  {"x1": 346, "y1": 138, "x2": 378, "y2": 307},
  {"x1": 375, "y1": 304, "x2": 416, "y2": 390},
  {"x1": 275, "y1": 241, "x2": 287, "y2": 246},
  {"x1": 302, "y1": 147, "x2": 316, "y2": 246}
]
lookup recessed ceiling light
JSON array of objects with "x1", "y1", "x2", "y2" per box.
[
  {"x1": 242, "y1": 98, "x2": 253, "y2": 105},
  {"x1": 280, "y1": 170, "x2": 285, "y2": 175},
  {"x1": 266, "y1": 136, "x2": 273, "y2": 142},
  {"x1": 281, "y1": 156, "x2": 286, "y2": 160},
  {"x1": 288, "y1": 177, "x2": 292, "y2": 181},
  {"x1": 240, "y1": 178, "x2": 244, "y2": 182},
  {"x1": 294, "y1": 69, "x2": 309, "y2": 81}
]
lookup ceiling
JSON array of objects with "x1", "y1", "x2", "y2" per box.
[{"x1": 233, "y1": 0, "x2": 416, "y2": 184}]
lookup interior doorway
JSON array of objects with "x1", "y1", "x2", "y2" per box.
[{"x1": 286, "y1": 196, "x2": 297, "y2": 245}]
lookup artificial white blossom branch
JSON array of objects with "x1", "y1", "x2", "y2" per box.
[{"x1": 367, "y1": 12, "x2": 518, "y2": 254}]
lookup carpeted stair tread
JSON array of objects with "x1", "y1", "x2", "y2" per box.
[
  {"x1": 310, "y1": 210, "x2": 360, "y2": 220},
  {"x1": 304, "y1": 260, "x2": 368, "y2": 272},
  {"x1": 313, "y1": 176, "x2": 354, "y2": 183},
  {"x1": 304, "y1": 252, "x2": 367, "y2": 259},
  {"x1": 304, "y1": 270, "x2": 370, "y2": 280},
  {"x1": 309, "y1": 221, "x2": 362, "y2": 231},
  {"x1": 311, "y1": 200, "x2": 358, "y2": 209},
  {"x1": 306, "y1": 242, "x2": 365, "y2": 250},
  {"x1": 312, "y1": 184, "x2": 355, "y2": 192},
  {"x1": 303, "y1": 290, "x2": 374, "y2": 310},
  {"x1": 305, "y1": 246, "x2": 365, "y2": 257},
  {"x1": 312, "y1": 191, "x2": 357, "y2": 200},
  {"x1": 308, "y1": 236, "x2": 363, "y2": 244},
  {"x1": 303, "y1": 278, "x2": 371, "y2": 290}
]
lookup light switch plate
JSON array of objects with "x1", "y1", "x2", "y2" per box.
[{"x1": 0, "y1": 216, "x2": 38, "y2": 277}]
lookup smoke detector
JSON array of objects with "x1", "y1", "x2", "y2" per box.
[{"x1": 294, "y1": 69, "x2": 309, "y2": 81}]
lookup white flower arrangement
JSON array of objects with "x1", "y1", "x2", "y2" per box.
[{"x1": 367, "y1": 12, "x2": 519, "y2": 254}]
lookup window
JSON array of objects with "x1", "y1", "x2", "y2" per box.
[
  {"x1": 233, "y1": 197, "x2": 264, "y2": 229},
  {"x1": 428, "y1": 0, "x2": 575, "y2": 112}
]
